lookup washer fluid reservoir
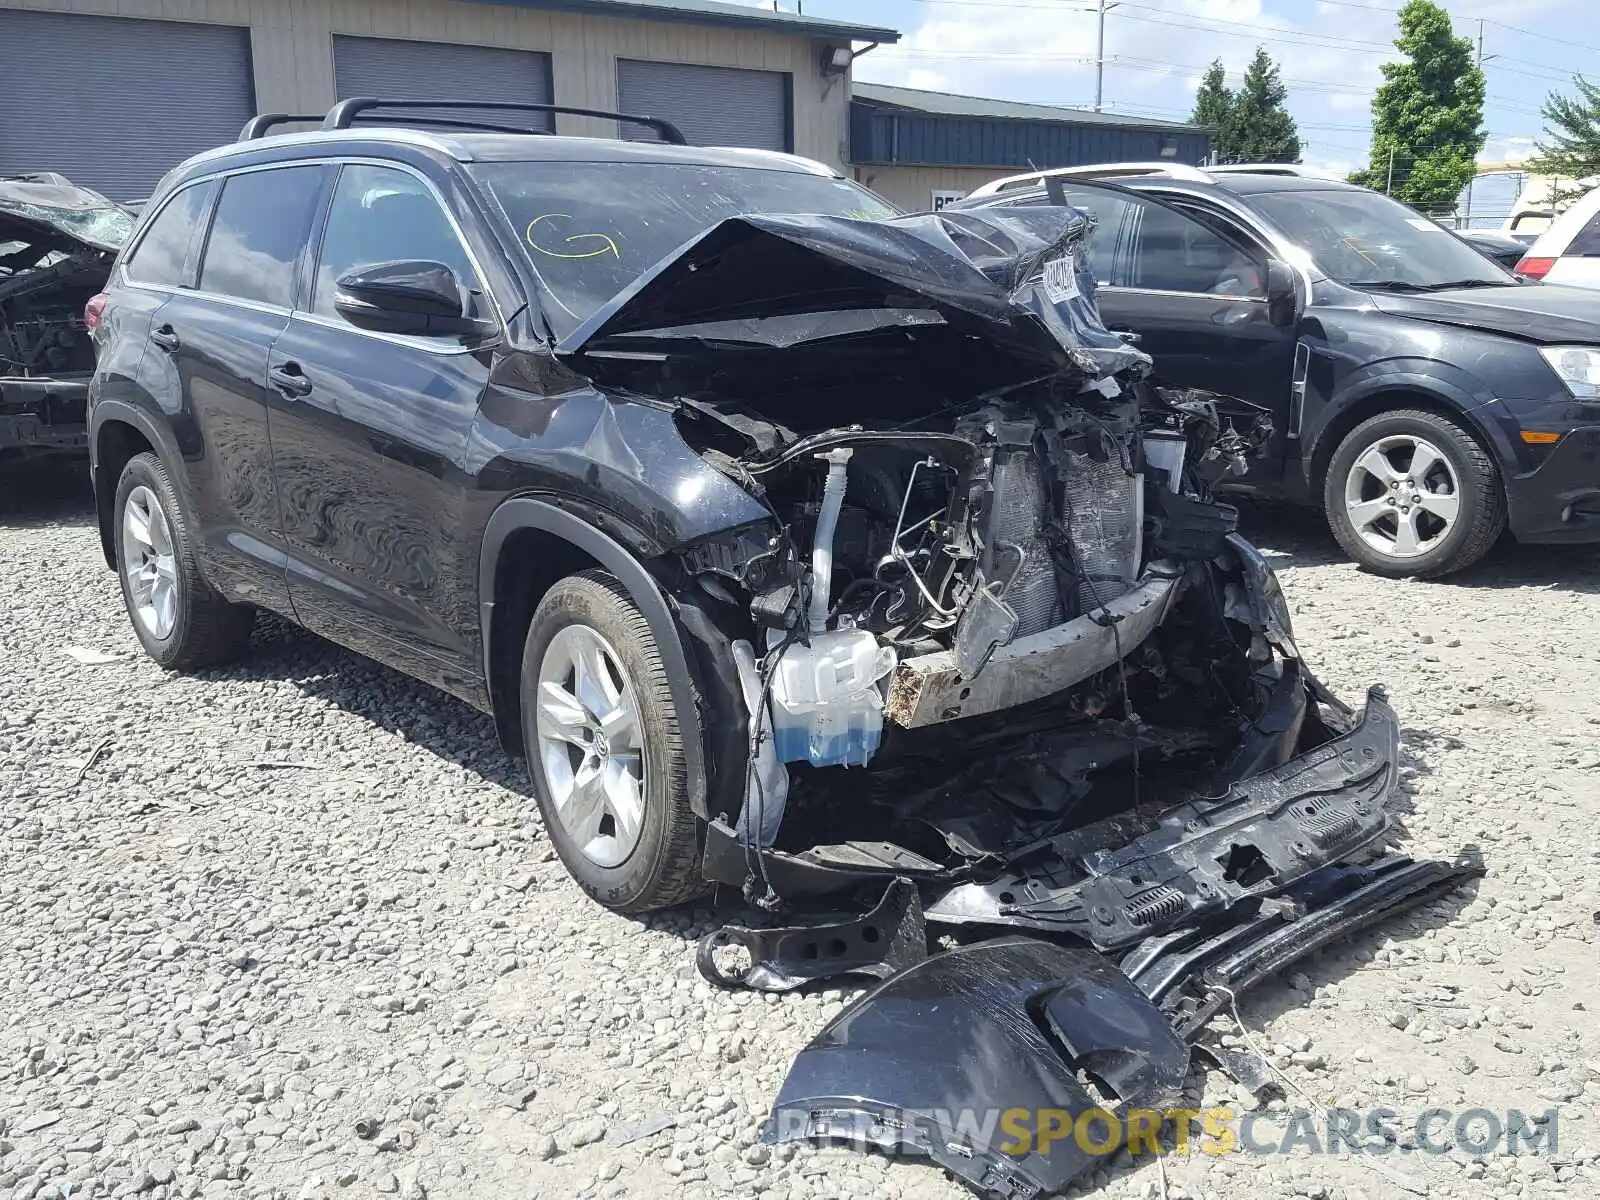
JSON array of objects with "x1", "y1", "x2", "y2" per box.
[{"x1": 768, "y1": 630, "x2": 896, "y2": 768}]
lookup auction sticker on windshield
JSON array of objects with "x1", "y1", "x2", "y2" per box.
[{"x1": 1043, "y1": 253, "x2": 1080, "y2": 303}]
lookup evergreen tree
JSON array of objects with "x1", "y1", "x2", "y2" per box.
[
  {"x1": 1191, "y1": 51, "x2": 1300, "y2": 164},
  {"x1": 1192, "y1": 59, "x2": 1235, "y2": 158},
  {"x1": 1524, "y1": 75, "x2": 1600, "y2": 208},
  {"x1": 1350, "y1": 0, "x2": 1486, "y2": 211},
  {"x1": 1230, "y1": 48, "x2": 1302, "y2": 162}
]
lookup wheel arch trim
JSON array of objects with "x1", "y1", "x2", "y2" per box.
[
  {"x1": 1304, "y1": 373, "x2": 1510, "y2": 492},
  {"x1": 89, "y1": 400, "x2": 182, "y2": 571},
  {"x1": 478, "y1": 498, "x2": 708, "y2": 819}
]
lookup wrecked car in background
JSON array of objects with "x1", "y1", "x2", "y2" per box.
[
  {"x1": 1, "y1": 173, "x2": 133, "y2": 461},
  {"x1": 89, "y1": 113, "x2": 1480, "y2": 1200}
]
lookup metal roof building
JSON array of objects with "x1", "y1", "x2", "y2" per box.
[
  {"x1": 849, "y1": 82, "x2": 1211, "y2": 211},
  {"x1": 0, "y1": 0, "x2": 898, "y2": 199}
]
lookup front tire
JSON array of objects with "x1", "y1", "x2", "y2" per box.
[
  {"x1": 519, "y1": 569, "x2": 705, "y2": 913},
  {"x1": 114, "y1": 451, "x2": 255, "y2": 669},
  {"x1": 1323, "y1": 409, "x2": 1505, "y2": 578}
]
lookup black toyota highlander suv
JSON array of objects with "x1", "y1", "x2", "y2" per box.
[
  {"x1": 87, "y1": 102, "x2": 1485, "y2": 1198},
  {"x1": 959, "y1": 166, "x2": 1600, "y2": 578},
  {"x1": 89, "y1": 95, "x2": 1472, "y2": 988}
]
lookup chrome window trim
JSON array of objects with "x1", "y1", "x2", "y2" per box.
[{"x1": 1099, "y1": 285, "x2": 1267, "y2": 303}]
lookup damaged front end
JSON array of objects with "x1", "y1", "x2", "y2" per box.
[
  {"x1": 557, "y1": 203, "x2": 1478, "y2": 1198},
  {"x1": 1, "y1": 175, "x2": 131, "y2": 459}
]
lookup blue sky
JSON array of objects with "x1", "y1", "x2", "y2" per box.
[{"x1": 752, "y1": 0, "x2": 1594, "y2": 180}]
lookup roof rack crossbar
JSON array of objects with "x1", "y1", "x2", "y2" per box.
[
  {"x1": 239, "y1": 114, "x2": 325, "y2": 140},
  {"x1": 356, "y1": 114, "x2": 560, "y2": 137},
  {"x1": 320, "y1": 99, "x2": 689, "y2": 145}
]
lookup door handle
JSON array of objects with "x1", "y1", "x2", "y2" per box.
[
  {"x1": 149, "y1": 325, "x2": 180, "y2": 352},
  {"x1": 268, "y1": 363, "x2": 313, "y2": 398}
]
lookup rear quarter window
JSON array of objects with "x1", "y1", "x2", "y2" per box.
[
  {"x1": 1567, "y1": 209, "x2": 1600, "y2": 257},
  {"x1": 123, "y1": 180, "x2": 217, "y2": 288}
]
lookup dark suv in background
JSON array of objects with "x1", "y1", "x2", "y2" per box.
[{"x1": 959, "y1": 165, "x2": 1600, "y2": 577}]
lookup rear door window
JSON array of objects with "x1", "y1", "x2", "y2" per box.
[
  {"x1": 198, "y1": 166, "x2": 325, "y2": 308},
  {"x1": 124, "y1": 180, "x2": 217, "y2": 288}
]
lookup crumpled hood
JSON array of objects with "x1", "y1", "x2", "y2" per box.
[
  {"x1": 555, "y1": 207, "x2": 1150, "y2": 401},
  {"x1": 0, "y1": 175, "x2": 135, "y2": 255},
  {"x1": 1368, "y1": 282, "x2": 1600, "y2": 344}
]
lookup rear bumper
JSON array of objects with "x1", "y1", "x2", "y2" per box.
[
  {"x1": 1505, "y1": 426, "x2": 1600, "y2": 543},
  {"x1": 0, "y1": 375, "x2": 90, "y2": 453}
]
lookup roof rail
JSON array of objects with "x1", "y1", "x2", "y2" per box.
[
  {"x1": 968, "y1": 161, "x2": 1211, "y2": 198},
  {"x1": 1206, "y1": 163, "x2": 1326, "y2": 177},
  {"x1": 239, "y1": 114, "x2": 325, "y2": 140},
  {"x1": 320, "y1": 99, "x2": 689, "y2": 145}
]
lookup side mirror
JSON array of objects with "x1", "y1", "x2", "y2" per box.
[
  {"x1": 1264, "y1": 259, "x2": 1301, "y2": 327},
  {"x1": 334, "y1": 260, "x2": 493, "y2": 338}
]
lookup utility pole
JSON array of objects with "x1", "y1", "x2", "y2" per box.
[
  {"x1": 1094, "y1": 0, "x2": 1121, "y2": 112},
  {"x1": 1463, "y1": 20, "x2": 1497, "y2": 228}
]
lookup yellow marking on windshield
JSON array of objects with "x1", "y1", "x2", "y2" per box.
[{"x1": 525, "y1": 213, "x2": 621, "y2": 260}]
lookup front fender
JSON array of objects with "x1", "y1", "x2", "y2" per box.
[
  {"x1": 478, "y1": 497, "x2": 709, "y2": 819},
  {"x1": 1302, "y1": 359, "x2": 1515, "y2": 487}
]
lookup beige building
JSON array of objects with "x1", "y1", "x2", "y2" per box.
[{"x1": 0, "y1": 0, "x2": 897, "y2": 200}]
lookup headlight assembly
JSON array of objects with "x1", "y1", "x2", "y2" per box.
[{"x1": 1539, "y1": 346, "x2": 1600, "y2": 400}]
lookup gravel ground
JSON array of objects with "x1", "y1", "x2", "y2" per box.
[{"x1": 3, "y1": 463, "x2": 1598, "y2": 1200}]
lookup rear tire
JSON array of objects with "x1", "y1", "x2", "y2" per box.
[
  {"x1": 519, "y1": 569, "x2": 706, "y2": 913},
  {"x1": 1323, "y1": 409, "x2": 1504, "y2": 579},
  {"x1": 114, "y1": 451, "x2": 255, "y2": 669}
]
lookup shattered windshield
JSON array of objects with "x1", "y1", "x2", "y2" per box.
[
  {"x1": 0, "y1": 179, "x2": 135, "y2": 255},
  {"x1": 1249, "y1": 187, "x2": 1511, "y2": 290},
  {"x1": 470, "y1": 161, "x2": 897, "y2": 335}
]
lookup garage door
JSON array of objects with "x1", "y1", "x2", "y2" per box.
[
  {"x1": 0, "y1": 10, "x2": 253, "y2": 202},
  {"x1": 616, "y1": 60, "x2": 790, "y2": 151},
  {"x1": 333, "y1": 37, "x2": 554, "y2": 132}
]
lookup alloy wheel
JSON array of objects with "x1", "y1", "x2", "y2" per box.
[
  {"x1": 120, "y1": 485, "x2": 179, "y2": 640},
  {"x1": 1342, "y1": 434, "x2": 1461, "y2": 560},
  {"x1": 534, "y1": 624, "x2": 647, "y2": 868}
]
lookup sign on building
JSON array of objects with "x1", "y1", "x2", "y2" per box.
[{"x1": 931, "y1": 189, "x2": 967, "y2": 210}]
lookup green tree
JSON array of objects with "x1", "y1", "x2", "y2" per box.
[
  {"x1": 1191, "y1": 51, "x2": 1300, "y2": 164},
  {"x1": 1192, "y1": 58, "x2": 1235, "y2": 151},
  {"x1": 1230, "y1": 48, "x2": 1302, "y2": 162},
  {"x1": 1351, "y1": 0, "x2": 1485, "y2": 211},
  {"x1": 1524, "y1": 74, "x2": 1600, "y2": 208}
]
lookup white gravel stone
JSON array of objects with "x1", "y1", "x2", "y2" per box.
[{"x1": 3, "y1": 476, "x2": 1597, "y2": 1200}]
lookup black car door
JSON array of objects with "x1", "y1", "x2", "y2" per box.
[
  {"x1": 151, "y1": 164, "x2": 328, "y2": 611},
  {"x1": 266, "y1": 161, "x2": 495, "y2": 698},
  {"x1": 1096, "y1": 188, "x2": 1299, "y2": 479}
]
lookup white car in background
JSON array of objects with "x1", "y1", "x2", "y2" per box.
[{"x1": 1516, "y1": 185, "x2": 1600, "y2": 287}]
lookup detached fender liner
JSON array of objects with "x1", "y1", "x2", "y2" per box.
[
  {"x1": 926, "y1": 686, "x2": 1402, "y2": 948},
  {"x1": 764, "y1": 937, "x2": 1190, "y2": 1200}
]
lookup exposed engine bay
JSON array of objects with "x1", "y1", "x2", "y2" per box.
[
  {"x1": 555, "y1": 203, "x2": 1480, "y2": 1200},
  {"x1": 0, "y1": 174, "x2": 129, "y2": 458}
]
